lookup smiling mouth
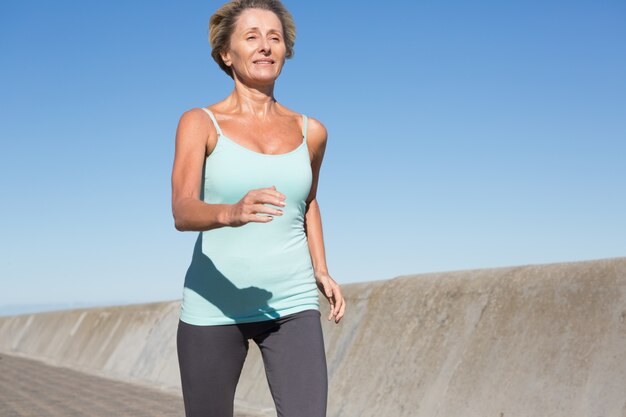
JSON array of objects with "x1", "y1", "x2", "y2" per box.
[{"x1": 253, "y1": 60, "x2": 274, "y2": 64}]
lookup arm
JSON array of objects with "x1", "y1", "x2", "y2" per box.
[
  {"x1": 171, "y1": 108, "x2": 231, "y2": 231},
  {"x1": 304, "y1": 117, "x2": 346, "y2": 324},
  {"x1": 171, "y1": 108, "x2": 287, "y2": 231},
  {"x1": 305, "y1": 199, "x2": 329, "y2": 275}
]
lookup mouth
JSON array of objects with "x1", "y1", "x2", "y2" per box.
[{"x1": 253, "y1": 59, "x2": 275, "y2": 65}]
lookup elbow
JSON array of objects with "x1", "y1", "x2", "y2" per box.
[
  {"x1": 172, "y1": 208, "x2": 189, "y2": 232},
  {"x1": 172, "y1": 199, "x2": 190, "y2": 231},
  {"x1": 173, "y1": 217, "x2": 185, "y2": 231},
  {"x1": 173, "y1": 214, "x2": 194, "y2": 232},
  {"x1": 305, "y1": 198, "x2": 320, "y2": 214}
]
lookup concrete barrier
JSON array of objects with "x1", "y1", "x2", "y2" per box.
[{"x1": 1, "y1": 256, "x2": 625, "y2": 417}]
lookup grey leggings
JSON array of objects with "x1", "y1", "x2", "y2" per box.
[{"x1": 176, "y1": 308, "x2": 328, "y2": 417}]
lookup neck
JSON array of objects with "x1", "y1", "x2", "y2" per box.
[{"x1": 226, "y1": 75, "x2": 277, "y2": 118}]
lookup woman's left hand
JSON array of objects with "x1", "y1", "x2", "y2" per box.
[{"x1": 315, "y1": 271, "x2": 346, "y2": 323}]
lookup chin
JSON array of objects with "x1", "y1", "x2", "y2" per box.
[
  {"x1": 251, "y1": 73, "x2": 281, "y2": 84},
  {"x1": 234, "y1": 68, "x2": 283, "y2": 85}
]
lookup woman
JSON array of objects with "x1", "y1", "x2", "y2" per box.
[{"x1": 171, "y1": 1, "x2": 345, "y2": 416}]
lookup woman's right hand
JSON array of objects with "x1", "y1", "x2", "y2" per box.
[{"x1": 226, "y1": 186, "x2": 286, "y2": 227}]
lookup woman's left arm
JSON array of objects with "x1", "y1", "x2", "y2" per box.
[{"x1": 304, "y1": 117, "x2": 346, "y2": 324}]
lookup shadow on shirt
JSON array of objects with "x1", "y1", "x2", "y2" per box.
[{"x1": 183, "y1": 233, "x2": 279, "y2": 321}]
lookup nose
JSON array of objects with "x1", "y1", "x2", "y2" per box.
[{"x1": 259, "y1": 37, "x2": 271, "y2": 55}]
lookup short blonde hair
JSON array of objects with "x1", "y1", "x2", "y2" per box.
[{"x1": 209, "y1": 0, "x2": 296, "y2": 78}]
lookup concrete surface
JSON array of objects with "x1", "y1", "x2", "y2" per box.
[
  {"x1": 1, "y1": 256, "x2": 625, "y2": 417},
  {"x1": 0, "y1": 352, "x2": 184, "y2": 417},
  {"x1": 0, "y1": 352, "x2": 261, "y2": 417}
]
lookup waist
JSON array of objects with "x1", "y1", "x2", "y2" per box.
[
  {"x1": 181, "y1": 239, "x2": 319, "y2": 325},
  {"x1": 202, "y1": 234, "x2": 309, "y2": 267},
  {"x1": 201, "y1": 219, "x2": 307, "y2": 257}
]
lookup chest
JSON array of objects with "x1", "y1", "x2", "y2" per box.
[{"x1": 214, "y1": 117, "x2": 304, "y2": 156}]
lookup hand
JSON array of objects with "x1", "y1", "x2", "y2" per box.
[
  {"x1": 315, "y1": 271, "x2": 346, "y2": 323},
  {"x1": 227, "y1": 186, "x2": 286, "y2": 227}
]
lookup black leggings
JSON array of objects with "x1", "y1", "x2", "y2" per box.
[{"x1": 176, "y1": 308, "x2": 328, "y2": 417}]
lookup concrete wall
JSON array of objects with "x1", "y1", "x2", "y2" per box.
[{"x1": 1, "y1": 256, "x2": 625, "y2": 417}]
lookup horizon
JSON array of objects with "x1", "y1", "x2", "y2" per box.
[{"x1": 3, "y1": 254, "x2": 624, "y2": 317}]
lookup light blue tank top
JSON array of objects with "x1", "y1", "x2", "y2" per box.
[{"x1": 178, "y1": 107, "x2": 320, "y2": 325}]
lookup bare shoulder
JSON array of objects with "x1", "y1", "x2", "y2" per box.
[
  {"x1": 177, "y1": 107, "x2": 214, "y2": 133},
  {"x1": 304, "y1": 116, "x2": 328, "y2": 164},
  {"x1": 306, "y1": 116, "x2": 328, "y2": 144},
  {"x1": 175, "y1": 107, "x2": 219, "y2": 153}
]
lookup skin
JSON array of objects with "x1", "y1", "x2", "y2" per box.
[{"x1": 171, "y1": 8, "x2": 345, "y2": 323}]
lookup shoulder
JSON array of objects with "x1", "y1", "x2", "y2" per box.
[
  {"x1": 176, "y1": 107, "x2": 218, "y2": 140},
  {"x1": 174, "y1": 107, "x2": 221, "y2": 157},
  {"x1": 304, "y1": 116, "x2": 328, "y2": 164},
  {"x1": 305, "y1": 116, "x2": 328, "y2": 144},
  {"x1": 178, "y1": 107, "x2": 213, "y2": 128}
]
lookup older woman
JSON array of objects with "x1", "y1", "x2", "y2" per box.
[{"x1": 171, "y1": 1, "x2": 345, "y2": 416}]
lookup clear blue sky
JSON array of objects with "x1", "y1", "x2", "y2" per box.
[{"x1": 1, "y1": 1, "x2": 625, "y2": 314}]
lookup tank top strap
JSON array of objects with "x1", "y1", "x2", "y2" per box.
[
  {"x1": 301, "y1": 114, "x2": 308, "y2": 142},
  {"x1": 200, "y1": 107, "x2": 222, "y2": 136}
]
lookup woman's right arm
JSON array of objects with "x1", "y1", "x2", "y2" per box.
[
  {"x1": 171, "y1": 109, "x2": 286, "y2": 231},
  {"x1": 171, "y1": 109, "x2": 231, "y2": 231}
]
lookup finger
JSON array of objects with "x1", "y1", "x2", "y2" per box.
[
  {"x1": 332, "y1": 290, "x2": 342, "y2": 312},
  {"x1": 248, "y1": 214, "x2": 274, "y2": 223},
  {"x1": 336, "y1": 298, "x2": 346, "y2": 323},
  {"x1": 329, "y1": 284, "x2": 342, "y2": 322},
  {"x1": 268, "y1": 185, "x2": 285, "y2": 199},
  {"x1": 244, "y1": 208, "x2": 276, "y2": 223},
  {"x1": 251, "y1": 203, "x2": 283, "y2": 217},
  {"x1": 251, "y1": 191, "x2": 286, "y2": 209},
  {"x1": 261, "y1": 190, "x2": 286, "y2": 207},
  {"x1": 264, "y1": 194, "x2": 286, "y2": 207},
  {"x1": 257, "y1": 186, "x2": 286, "y2": 203},
  {"x1": 335, "y1": 295, "x2": 343, "y2": 317}
]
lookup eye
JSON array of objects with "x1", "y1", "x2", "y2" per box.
[{"x1": 246, "y1": 35, "x2": 256, "y2": 40}]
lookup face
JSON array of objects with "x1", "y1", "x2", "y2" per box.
[{"x1": 221, "y1": 8, "x2": 287, "y2": 85}]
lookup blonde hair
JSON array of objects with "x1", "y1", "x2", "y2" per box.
[{"x1": 208, "y1": 0, "x2": 296, "y2": 78}]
